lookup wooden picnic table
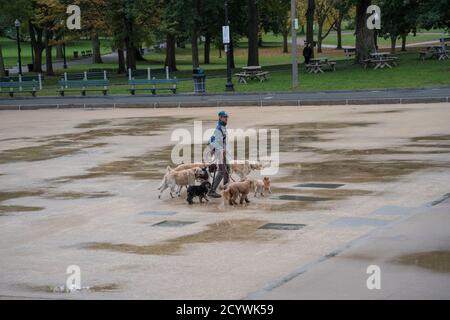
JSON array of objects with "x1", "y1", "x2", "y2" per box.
[
  {"x1": 235, "y1": 66, "x2": 269, "y2": 83},
  {"x1": 419, "y1": 46, "x2": 449, "y2": 61},
  {"x1": 306, "y1": 58, "x2": 337, "y2": 74},
  {"x1": 363, "y1": 52, "x2": 398, "y2": 69}
]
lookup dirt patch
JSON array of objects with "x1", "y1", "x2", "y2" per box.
[
  {"x1": 84, "y1": 219, "x2": 274, "y2": 255},
  {"x1": 0, "y1": 191, "x2": 45, "y2": 214},
  {"x1": 74, "y1": 119, "x2": 112, "y2": 129},
  {"x1": 24, "y1": 283, "x2": 120, "y2": 293},
  {"x1": 57, "y1": 145, "x2": 175, "y2": 182},
  {"x1": 0, "y1": 205, "x2": 44, "y2": 215},
  {"x1": 390, "y1": 250, "x2": 450, "y2": 273},
  {"x1": 411, "y1": 135, "x2": 450, "y2": 142},
  {"x1": 43, "y1": 191, "x2": 114, "y2": 200}
]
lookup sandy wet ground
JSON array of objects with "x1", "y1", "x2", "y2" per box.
[{"x1": 0, "y1": 104, "x2": 449, "y2": 299}]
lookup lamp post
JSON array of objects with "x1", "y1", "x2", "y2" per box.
[
  {"x1": 224, "y1": 0, "x2": 234, "y2": 92},
  {"x1": 62, "y1": 30, "x2": 68, "y2": 69},
  {"x1": 291, "y1": 0, "x2": 298, "y2": 88},
  {"x1": 15, "y1": 19, "x2": 23, "y2": 76}
]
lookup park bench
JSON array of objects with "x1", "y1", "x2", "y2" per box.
[
  {"x1": 58, "y1": 79, "x2": 109, "y2": 96},
  {"x1": 306, "y1": 59, "x2": 337, "y2": 74},
  {"x1": 128, "y1": 78, "x2": 178, "y2": 95},
  {"x1": 127, "y1": 67, "x2": 178, "y2": 95},
  {"x1": 58, "y1": 71, "x2": 109, "y2": 96},
  {"x1": 0, "y1": 74, "x2": 43, "y2": 97},
  {"x1": 235, "y1": 66, "x2": 269, "y2": 83}
]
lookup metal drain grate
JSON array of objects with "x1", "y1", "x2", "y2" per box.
[
  {"x1": 259, "y1": 223, "x2": 306, "y2": 230},
  {"x1": 272, "y1": 195, "x2": 333, "y2": 202},
  {"x1": 294, "y1": 183, "x2": 344, "y2": 189},
  {"x1": 152, "y1": 220, "x2": 196, "y2": 227},
  {"x1": 139, "y1": 211, "x2": 177, "y2": 216}
]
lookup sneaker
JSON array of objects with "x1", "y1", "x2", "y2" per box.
[{"x1": 208, "y1": 191, "x2": 222, "y2": 198}]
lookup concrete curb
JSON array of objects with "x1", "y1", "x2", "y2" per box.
[{"x1": 0, "y1": 96, "x2": 449, "y2": 111}]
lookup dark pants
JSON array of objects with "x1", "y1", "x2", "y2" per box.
[
  {"x1": 304, "y1": 56, "x2": 311, "y2": 64},
  {"x1": 211, "y1": 162, "x2": 230, "y2": 192}
]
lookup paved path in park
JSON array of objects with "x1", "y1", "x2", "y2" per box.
[{"x1": 1, "y1": 87, "x2": 449, "y2": 109}]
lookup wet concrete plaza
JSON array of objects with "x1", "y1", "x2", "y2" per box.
[{"x1": 0, "y1": 104, "x2": 449, "y2": 299}]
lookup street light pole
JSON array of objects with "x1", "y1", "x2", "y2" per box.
[
  {"x1": 62, "y1": 30, "x2": 68, "y2": 69},
  {"x1": 15, "y1": 19, "x2": 23, "y2": 76},
  {"x1": 291, "y1": 0, "x2": 298, "y2": 88},
  {"x1": 224, "y1": 0, "x2": 234, "y2": 92}
]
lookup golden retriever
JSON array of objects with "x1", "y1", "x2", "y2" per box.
[
  {"x1": 158, "y1": 167, "x2": 203, "y2": 199},
  {"x1": 229, "y1": 160, "x2": 263, "y2": 179},
  {"x1": 220, "y1": 179, "x2": 255, "y2": 205},
  {"x1": 173, "y1": 162, "x2": 206, "y2": 171}
]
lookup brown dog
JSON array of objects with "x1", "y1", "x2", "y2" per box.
[
  {"x1": 158, "y1": 167, "x2": 204, "y2": 199},
  {"x1": 173, "y1": 162, "x2": 206, "y2": 171},
  {"x1": 220, "y1": 179, "x2": 255, "y2": 205}
]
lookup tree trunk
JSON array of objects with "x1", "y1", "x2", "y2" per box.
[
  {"x1": 401, "y1": 34, "x2": 407, "y2": 51},
  {"x1": 124, "y1": 18, "x2": 136, "y2": 70},
  {"x1": 117, "y1": 48, "x2": 126, "y2": 74},
  {"x1": 45, "y1": 31, "x2": 54, "y2": 76},
  {"x1": 204, "y1": 33, "x2": 211, "y2": 64},
  {"x1": 218, "y1": 46, "x2": 222, "y2": 58},
  {"x1": 317, "y1": 22, "x2": 323, "y2": 53},
  {"x1": 336, "y1": 19, "x2": 343, "y2": 49},
  {"x1": 390, "y1": 35, "x2": 397, "y2": 54},
  {"x1": 91, "y1": 33, "x2": 103, "y2": 64},
  {"x1": 282, "y1": 31, "x2": 288, "y2": 53},
  {"x1": 355, "y1": 0, "x2": 375, "y2": 63},
  {"x1": 0, "y1": 44, "x2": 5, "y2": 77},
  {"x1": 56, "y1": 43, "x2": 64, "y2": 59},
  {"x1": 247, "y1": 0, "x2": 259, "y2": 66},
  {"x1": 29, "y1": 20, "x2": 44, "y2": 73},
  {"x1": 165, "y1": 33, "x2": 177, "y2": 72},
  {"x1": 230, "y1": 40, "x2": 235, "y2": 69},
  {"x1": 191, "y1": 27, "x2": 199, "y2": 68},
  {"x1": 306, "y1": 0, "x2": 315, "y2": 58}
]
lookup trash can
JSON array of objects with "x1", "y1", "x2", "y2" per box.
[
  {"x1": 193, "y1": 67, "x2": 206, "y2": 94},
  {"x1": 5, "y1": 69, "x2": 9, "y2": 77}
]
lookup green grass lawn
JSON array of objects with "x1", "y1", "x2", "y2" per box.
[
  {"x1": 0, "y1": 37, "x2": 112, "y2": 68},
  {"x1": 1, "y1": 31, "x2": 449, "y2": 96}
]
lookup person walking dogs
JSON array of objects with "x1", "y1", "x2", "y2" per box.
[
  {"x1": 207, "y1": 111, "x2": 230, "y2": 198},
  {"x1": 303, "y1": 42, "x2": 313, "y2": 65}
]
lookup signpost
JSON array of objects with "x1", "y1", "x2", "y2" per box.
[{"x1": 291, "y1": 0, "x2": 298, "y2": 88}]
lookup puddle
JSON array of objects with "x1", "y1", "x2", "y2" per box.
[
  {"x1": 44, "y1": 191, "x2": 114, "y2": 200},
  {"x1": 152, "y1": 220, "x2": 196, "y2": 227},
  {"x1": 360, "y1": 109, "x2": 408, "y2": 114},
  {"x1": 259, "y1": 223, "x2": 306, "y2": 230},
  {"x1": 294, "y1": 183, "x2": 344, "y2": 189},
  {"x1": 272, "y1": 195, "x2": 334, "y2": 202},
  {"x1": 0, "y1": 191, "x2": 45, "y2": 215},
  {"x1": 411, "y1": 135, "x2": 450, "y2": 142},
  {"x1": 139, "y1": 211, "x2": 177, "y2": 216},
  {"x1": 57, "y1": 145, "x2": 175, "y2": 182},
  {"x1": 74, "y1": 119, "x2": 112, "y2": 129},
  {"x1": 330, "y1": 217, "x2": 392, "y2": 227},
  {"x1": 390, "y1": 250, "x2": 450, "y2": 273},
  {"x1": 84, "y1": 219, "x2": 275, "y2": 255},
  {"x1": 277, "y1": 160, "x2": 450, "y2": 184}
]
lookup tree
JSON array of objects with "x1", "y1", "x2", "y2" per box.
[
  {"x1": 418, "y1": 0, "x2": 450, "y2": 31},
  {"x1": 260, "y1": 0, "x2": 291, "y2": 53},
  {"x1": 315, "y1": 0, "x2": 336, "y2": 53},
  {"x1": 332, "y1": 0, "x2": 352, "y2": 49},
  {"x1": 354, "y1": 0, "x2": 375, "y2": 62}
]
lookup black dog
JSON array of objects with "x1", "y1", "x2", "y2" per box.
[{"x1": 187, "y1": 181, "x2": 211, "y2": 205}]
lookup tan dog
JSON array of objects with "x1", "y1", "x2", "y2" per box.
[
  {"x1": 158, "y1": 167, "x2": 203, "y2": 199},
  {"x1": 173, "y1": 162, "x2": 206, "y2": 171},
  {"x1": 254, "y1": 177, "x2": 272, "y2": 197},
  {"x1": 230, "y1": 160, "x2": 263, "y2": 179},
  {"x1": 220, "y1": 179, "x2": 255, "y2": 205}
]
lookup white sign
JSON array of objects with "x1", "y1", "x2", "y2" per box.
[
  {"x1": 294, "y1": 18, "x2": 299, "y2": 30},
  {"x1": 222, "y1": 26, "x2": 230, "y2": 44}
]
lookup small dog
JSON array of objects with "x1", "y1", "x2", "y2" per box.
[
  {"x1": 220, "y1": 179, "x2": 255, "y2": 205},
  {"x1": 254, "y1": 177, "x2": 272, "y2": 197},
  {"x1": 186, "y1": 181, "x2": 211, "y2": 205},
  {"x1": 230, "y1": 160, "x2": 264, "y2": 179},
  {"x1": 173, "y1": 162, "x2": 206, "y2": 171},
  {"x1": 158, "y1": 167, "x2": 204, "y2": 199}
]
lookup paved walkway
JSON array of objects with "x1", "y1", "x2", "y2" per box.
[{"x1": 251, "y1": 198, "x2": 450, "y2": 299}]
